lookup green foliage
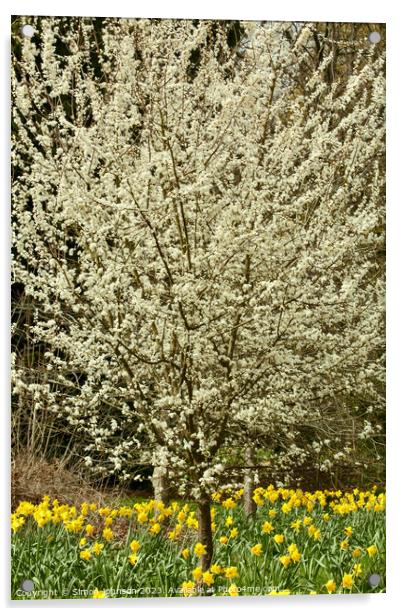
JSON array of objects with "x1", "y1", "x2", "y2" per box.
[{"x1": 11, "y1": 487, "x2": 385, "y2": 599}]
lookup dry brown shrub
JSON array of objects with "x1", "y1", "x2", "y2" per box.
[{"x1": 11, "y1": 451, "x2": 107, "y2": 511}]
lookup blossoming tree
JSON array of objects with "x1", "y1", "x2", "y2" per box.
[{"x1": 12, "y1": 17, "x2": 385, "y2": 569}]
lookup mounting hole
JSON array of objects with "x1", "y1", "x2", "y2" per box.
[
  {"x1": 21, "y1": 24, "x2": 35, "y2": 38},
  {"x1": 368, "y1": 31, "x2": 381, "y2": 44},
  {"x1": 20, "y1": 579, "x2": 34, "y2": 593},
  {"x1": 368, "y1": 573, "x2": 381, "y2": 588}
]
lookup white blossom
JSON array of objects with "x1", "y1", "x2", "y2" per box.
[{"x1": 12, "y1": 18, "x2": 385, "y2": 496}]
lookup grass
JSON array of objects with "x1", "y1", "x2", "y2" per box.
[{"x1": 11, "y1": 485, "x2": 385, "y2": 599}]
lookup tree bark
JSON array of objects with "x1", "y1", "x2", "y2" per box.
[
  {"x1": 152, "y1": 465, "x2": 169, "y2": 504},
  {"x1": 197, "y1": 493, "x2": 213, "y2": 571},
  {"x1": 243, "y1": 445, "x2": 257, "y2": 517}
]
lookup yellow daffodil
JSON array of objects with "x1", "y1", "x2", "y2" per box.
[
  {"x1": 287, "y1": 544, "x2": 301, "y2": 562},
  {"x1": 224, "y1": 566, "x2": 238, "y2": 579},
  {"x1": 194, "y1": 542, "x2": 207, "y2": 557},
  {"x1": 177, "y1": 511, "x2": 186, "y2": 523},
  {"x1": 15, "y1": 501, "x2": 35, "y2": 516},
  {"x1": 325, "y1": 579, "x2": 336, "y2": 594},
  {"x1": 279, "y1": 555, "x2": 291, "y2": 568},
  {"x1": 187, "y1": 517, "x2": 198, "y2": 530},
  {"x1": 342, "y1": 573, "x2": 353, "y2": 590},
  {"x1": 211, "y1": 564, "x2": 222, "y2": 574},
  {"x1": 202, "y1": 571, "x2": 214, "y2": 586},
  {"x1": 129, "y1": 539, "x2": 140, "y2": 552},
  {"x1": 137, "y1": 512, "x2": 148, "y2": 524},
  {"x1": 149, "y1": 522, "x2": 161, "y2": 535},
  {"x1": 102, "y1": 528, "x2": 114, "y2": 542},
  {"x1": 92, "y1": 542, "x2": 104, "y2": 555},
  {"x1": 181, "y1": 580, "x2": 196, "y2": 597},
  {"x1": 92, "y1": 589, "x2": 106, "y2": 598},
  {"x1": 262, "y1": 521, "x2": 274, "y2": 534},
  {"x1": 64, "y1": 516, "x2": 84, "y2": 532},
  {"x1": 222, "y1": 498, "x2": 236, "y2": 509},
  {"x1": 367, "y1": 545, "x2": 378, "y2": 557},
  {"x1": 192, "y1": 567, "x2": 203, "y2": 581},
  {"x1": 253, "y1": 494, "x2": 264, "y2": 507},
  {"x1": 11, "y1": 514, "x2": 25, "y2": 533},
  {"x1": 250, "y1": 543, "x2": 263, "y2": 556},
  {"x1": 268, "y1": 589, "x2": 291, "y2": 595}
]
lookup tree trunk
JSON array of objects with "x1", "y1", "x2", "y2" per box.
[
  {"x1": 197, "y1": 494, "x2": 213, "y2": 571},
  {"x1": 152, "y1": 466, "x2": 169, "y2": 504},
  {"x1": 243, "y1": 445, "x2": 257, "y2": 517}
]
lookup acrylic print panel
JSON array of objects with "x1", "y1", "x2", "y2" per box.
[{"x1": 11, "y1": 16, "x2": 385, "y2": 600}]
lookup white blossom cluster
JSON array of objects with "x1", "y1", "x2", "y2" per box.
[{"x1": 12, "y1": 18, "x2": 385, "y2": 497}]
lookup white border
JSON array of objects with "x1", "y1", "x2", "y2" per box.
[
  {"x1": 1, "y1": 0, "x2": 392, "y2": 21},
  {"x1": 2, "y1": 1, "x2": 401, "y2": 615}
]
